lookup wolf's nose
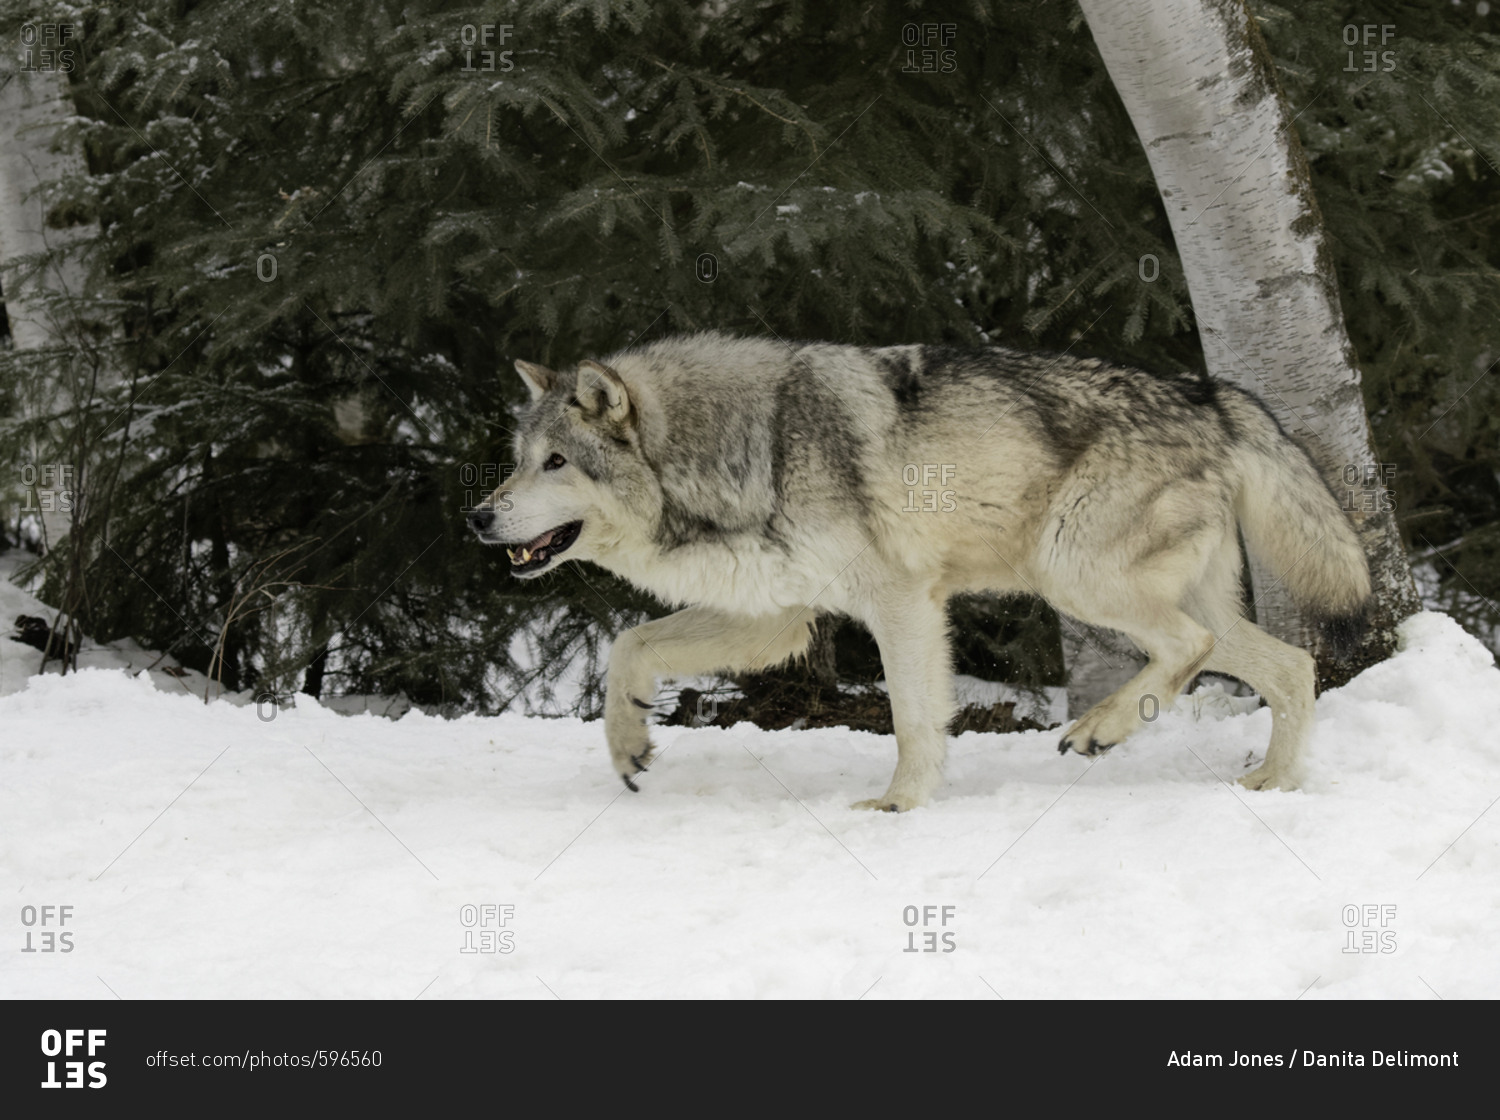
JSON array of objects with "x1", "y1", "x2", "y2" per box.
[{"x1": 468, "y1": 508, "x2": 495, "y2": 534}]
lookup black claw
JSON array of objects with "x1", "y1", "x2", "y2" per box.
[
  {"x1": 1086, "y1": 738, "x2": 1115, "y2": 757},
  {"x1": 886, "y1": 803, "x2": 899, "y2": 813},
  {"x1": 622, "y1": 774, "x2": 640, "y2": 792},
  {"x1": 631, "y1": 754, "x2": 649, "y2": 773},
  {"x1": 1057, "y1": 738, "x2": 1073, "y2": 756},
  {"x1": 630, "y1": 696, "x2": 653, "y2": 710}
]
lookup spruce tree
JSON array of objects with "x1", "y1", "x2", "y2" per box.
[{"x1": 1, "y1": 0, "x2": 1495, "y2": 717}]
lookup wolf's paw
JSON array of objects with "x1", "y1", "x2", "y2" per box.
[
  {"x1": 1057, "y1": 731, "x2": 1116, "y2": 758},
  {"x1": 1056, "y1": 719, "x2": 1117, "y2": 758},
  {"x1": 1238, "y1": 763, "x2": 1300, "y2": 792},
  {"x1": 1057, "y1": 700, "x2": 1140, "y2": 758},
  {"x1": 606, "y1": 695, "x2": 657, "y2": 792},
  {"x1": 852, "y1": 794, "x2": 925, "y2": 812},
  {"x1": 612, "y1": 740, "x2": 656, "y2": 792}
]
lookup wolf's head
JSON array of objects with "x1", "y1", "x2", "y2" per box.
[{"x1": 468, "y1": 357, "x2": 658, "y2": 579}]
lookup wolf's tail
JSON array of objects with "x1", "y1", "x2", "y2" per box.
[{"x1": 1232, "y1": 401, "x2": 1372, "y2": 651}]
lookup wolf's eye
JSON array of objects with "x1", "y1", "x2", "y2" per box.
[{"x1": 544, "y1": 453, "x2": 566, "y2": 471}]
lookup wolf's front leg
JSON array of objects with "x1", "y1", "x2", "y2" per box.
[
  {"x1": 604, "y1": 633, "x2": 661, "y2": 791},
  {"x1": 604, "y1": 606, "x2": 817, "y2": 790},
  {"x1": 856, "y1": 586, "x2": 955, "y2": 811}
]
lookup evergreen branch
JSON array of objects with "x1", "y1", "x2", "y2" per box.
[{"x1": 643, "y1": 57, "x2": 819, "y2": 153}]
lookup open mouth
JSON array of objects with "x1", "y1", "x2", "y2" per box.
[{"x1": 504, "y1": 520, "x2": 583, "y2": 576}]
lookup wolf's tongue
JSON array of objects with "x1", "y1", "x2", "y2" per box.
[{"x1": 527, "y1": 528, "x2": 556, "y2": 550}]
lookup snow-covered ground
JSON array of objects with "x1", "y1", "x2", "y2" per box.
[{"x1": 3, "y1": 556, "x2": 1498, "y2": 999}]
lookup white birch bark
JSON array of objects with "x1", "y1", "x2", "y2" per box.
[
  {"x1": 1076, "y1": 0, "x2": 1419, "y2": 677},
  {"x1": 0, "y1": 38, "x2": 97, "y2": 552}
]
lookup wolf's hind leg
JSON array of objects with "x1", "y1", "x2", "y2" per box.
[
  {"x1": 1046, "y1": 516, "x2": 1229, "y2": 759},
  {"x1": 854, "y1": 586, "x2": 954, "y2": 812},
  {"x1": 1056, "y1": 607, "x2": 1216, "y2": 756},
  {"x1": 1201, "y1": 621, "x2": 1315, "y2": 791},
  {"x1": 604, "y1": 606, "x2": 816, "y2": 790},
  {"x1": 1177, "y1": 531, "x2": 1315, "y2": 790}
]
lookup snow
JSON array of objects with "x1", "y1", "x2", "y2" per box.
[{"x1": 3, "y1": 557, "x2": 1499, "y2": 999}]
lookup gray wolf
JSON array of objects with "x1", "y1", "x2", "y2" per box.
[{"x1": 467, "y1": 332, "x2": 1370, "y2": 810}]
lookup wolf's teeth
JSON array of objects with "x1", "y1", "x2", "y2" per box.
[
  {"x1": 521, "y1": 549, "x2": 532, "y2": 562},
  {"x1": 506, "y1": 548, "x2": 517, "y2": 561}
]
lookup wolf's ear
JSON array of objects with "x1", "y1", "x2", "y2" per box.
[
  {"x1": 575, "y1": 359, "x2": 633, "y2": 426},
  {"x1": 513, "y1": 359, "x2": 556, "y2": 401}
]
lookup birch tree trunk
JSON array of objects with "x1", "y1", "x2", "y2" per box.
[
  {"x1": 1076, "y1": 0, "x2": 1420, "y2": 685},
  {"x1": 0, "y1": 36, "x2": 96, "y2": 553}
]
